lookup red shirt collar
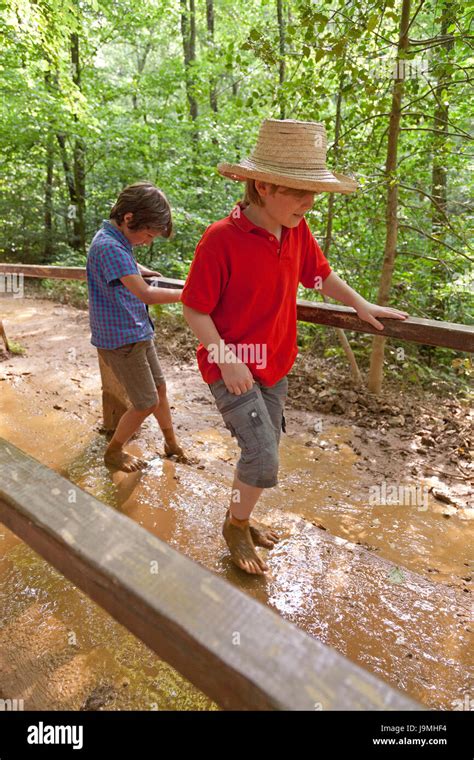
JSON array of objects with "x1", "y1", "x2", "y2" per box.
[
  {"x1": 229, "y1": 201, "x2": 291, "y2": 246},
  {"x1": 228, "y1": 201, "x2": 273, "y2": 236}
]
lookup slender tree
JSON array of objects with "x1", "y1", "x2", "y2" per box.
[
  {"x1": 368, "y1": 0, "x2": 412, "y2": 394},
  {"x1": 430, "y1": 1, "x2": 456, "y2": 320},
  {"x1": 71, "y1": 31, "x2": 86, "y2": 253},
  {"x1": 180, "y1": 0, "x2": 198, "y2": 144}
]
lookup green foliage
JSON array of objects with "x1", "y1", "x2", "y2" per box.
[
  {"x1": 6, "y1": 340, "x2": 27, "y2": 355},
  {"x1": 0, "y1": 0, "x2": 472, "y2": 384}
]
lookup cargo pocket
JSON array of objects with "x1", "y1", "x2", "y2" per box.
[
  {"x1": 248, "y1": 408, "x2": 264, "y2": 428},
  {"x1": 218, "y1": 392, "x2": 263, "y2": 457},
  {"x1": 219, "y1": 390, "x2": 258, "y2": 414}
]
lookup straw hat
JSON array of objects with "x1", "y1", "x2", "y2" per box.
[{"x1": 217, "y1": 119, "x2": 357, "y2": 194}]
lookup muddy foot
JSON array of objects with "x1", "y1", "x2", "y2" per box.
[
  {"x1": 104, "y1": 449, "x2": 148, "y2": 472},
  {"x1": 164, "y1": 442, "x2": 195, "y2": 465},
  {"x1": 222, "y1": 513, "x2": 268, "y2": 575},
  {"x1": 225, "y1": 509, "x2": 279, "y2": 549},
  {"x1": 249, "y1": 521, "x2": 280, "y2": 549}
]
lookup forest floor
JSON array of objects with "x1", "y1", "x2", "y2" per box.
[
  {"x1": 0, "y1": 290, "x2": 472, "y2": 710},
  {"x1": 2, "y1": 285, "x2": 472, "y2": 514}
]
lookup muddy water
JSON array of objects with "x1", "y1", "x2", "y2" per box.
[
  {"x1": 0, "y1": 299, "x2": 472, "y2": 710},
  {"x1": 0, "y1": 382, "x2": 216, "y2": 710},
  {"x1": 276, "y1": 430, "x2": 473, "y2": 582}
]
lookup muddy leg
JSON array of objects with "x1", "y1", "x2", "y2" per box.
[
  {"x1": 105, "y1": 405, "x2": 154, "y2": 472},
  {"x1": 153, "y1": 383, "x2": 193, "y2": 463},
  {"x1": 0, "y1": 320, "x2": 9, "y2": 352},
  {"x1": 222, "y1": 511, "x2": 268, "y2": 575}
]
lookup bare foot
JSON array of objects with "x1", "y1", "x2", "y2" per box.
[
  {"x1": 249, "y1": 521, "x2": 280, "y2": 549},
  {"x1": 222, "y1": 513, "x2": 268, "y2": 575},
  {"x1": 225, "y1": 509, "x2": 279, "y2": 549},
  {"x1": 104, "y1": 449, "x2": 148, "y2": 472},
  {"x1": 164, "y1": 442, "x2": 195, "y2": 465}
]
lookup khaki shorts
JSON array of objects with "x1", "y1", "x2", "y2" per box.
[{"x1": 97, "y1": 339, "x2": 165, "y2": 411}]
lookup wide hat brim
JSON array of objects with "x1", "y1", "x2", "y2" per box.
[{"x1": 217, "y1": 159, "x2": 358, "y2": 194}]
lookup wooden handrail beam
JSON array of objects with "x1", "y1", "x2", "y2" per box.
[
  {"x1": 0, "y1": 264, "x2": 87, "y2": 281},
  {"x1": 1, "y1": 263, "x2": 472, "y2": 352},
  {"x1": 297, "y1": 300, "x2": 474, "y2": 352}
]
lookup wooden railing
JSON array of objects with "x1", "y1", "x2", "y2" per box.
[
  {"x1": 1, "y1": 263, "x2": 473, "y2": 352},
  {"x1": 0, "y1": 438, "x2": 422, "y2": 711},
  {"x1": 2, "y1": 263, "x2": 472, "y2": 432}
]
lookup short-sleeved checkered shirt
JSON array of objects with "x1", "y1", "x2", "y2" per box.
[{"x1": 86, "y1": 220, "x2": 154, "y2": 349}]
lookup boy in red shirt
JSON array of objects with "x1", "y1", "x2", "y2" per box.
[{"x1": 181, "y1": 119, "x2": 408, "y2": 575}]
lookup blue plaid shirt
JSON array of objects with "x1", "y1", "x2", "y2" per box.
[{"x1": 87, "y1": 220, "x2": 154, "y2": 349}]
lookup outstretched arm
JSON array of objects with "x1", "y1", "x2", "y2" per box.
[
  {"x1": 321, "y1": 272, "x2": 409, "y2": 331},
  {"x1": 137, "y1": 262, "x2": 162, "y2": 278},
  {"x1": 120, "y1": 274, "x2": 181, "y2": 305}
]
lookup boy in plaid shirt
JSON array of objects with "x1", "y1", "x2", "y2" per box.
[{"x1": 87, "y1": 182, "x2": 188, "y2": 472}]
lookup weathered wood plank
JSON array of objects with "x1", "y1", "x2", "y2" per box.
[
  {"x1": 0, "y1": 264, "x2": 182, "y2": 288},
  {"x1": 0, "y1": 264, "x2": 87, "y2": 281},
  {"x1": 297, "y1": 300, "x2": 474, "y2": 352},
  {"x1": 0, "y1": 438, "x2": 421, "y2": 711},
  {"x1": 2, "y1": 263, "x2": 472, "y2": 351}
]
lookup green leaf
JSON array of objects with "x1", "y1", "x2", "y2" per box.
[{"x1": 367, "y1": 15, "x2": 378, "y2": 33}]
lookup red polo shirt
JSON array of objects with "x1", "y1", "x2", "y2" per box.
[{"x1": 181, "y1": 201, "x2": 332, "y2": 386}]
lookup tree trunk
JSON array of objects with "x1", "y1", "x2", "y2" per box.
[
  {"x1": 71, "y1": 32, "x2": 86, "y2": 254},
  {"x1": 132, "y1": 40, "x2": 152, "y2": 111},
  {"x1": 56, "y1": 132, "x2": 80, "y2": 250},
  {"x1": 55, "y1": 32, "x2": 86, "y2": 254},
  {"x1": 276, "y1": 0, "x2": 286, "y2": 119},
  {"x1": 43, "y1": 132, "x2": 54, "y2": 261},
  {"x1": 206, "y1": 0, "x2": 218, "y2": 113},
  {"x1": 430, "y1": 2, "x2": 455, "y2": 322},
  {"x1": 180, "y1": 0, "x2": 198, "y2": 144},
  {"x1": 323, "y1": 59, "x2": 362, "y2": 386},
  {"x1": 367, "y1": 0, "x2": 411, "y2": 394}
]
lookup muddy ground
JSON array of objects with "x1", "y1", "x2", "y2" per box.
[{"x1": 0, "y1": 294, "x2": 472, "y2": 710}]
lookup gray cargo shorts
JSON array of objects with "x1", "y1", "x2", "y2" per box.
[{"x1": 209, "y1": 376, "x2": 288, "y2": 488}]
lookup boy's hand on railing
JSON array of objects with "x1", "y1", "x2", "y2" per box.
[
  {"x1": 138, "y1": 264, "x2": 163, "y2": 278},
  {"x1": 355, "y1": 299, "x2": 409, "y2": 331},
  {"x1": 219, "y1": 358, "x2": 254, "y2": 395}
]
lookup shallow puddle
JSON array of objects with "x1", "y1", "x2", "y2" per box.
[{"x1": 0, "y1": 299, "x2": 472, "y2": 710}]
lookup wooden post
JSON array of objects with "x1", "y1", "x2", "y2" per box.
[
  {"x1": 0, "y1": 320, "x2": 9, "y2": 352},
  {"x1": 97, "y1": 354, "x2": 129, "y2": 433}
]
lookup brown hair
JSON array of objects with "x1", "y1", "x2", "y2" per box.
[
  {"x1": 243, "y1": 179, "x2": 313, "y2": 207},
  {"x1": 110, "y1": 181, "x2": 173, "y2": 238}
]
